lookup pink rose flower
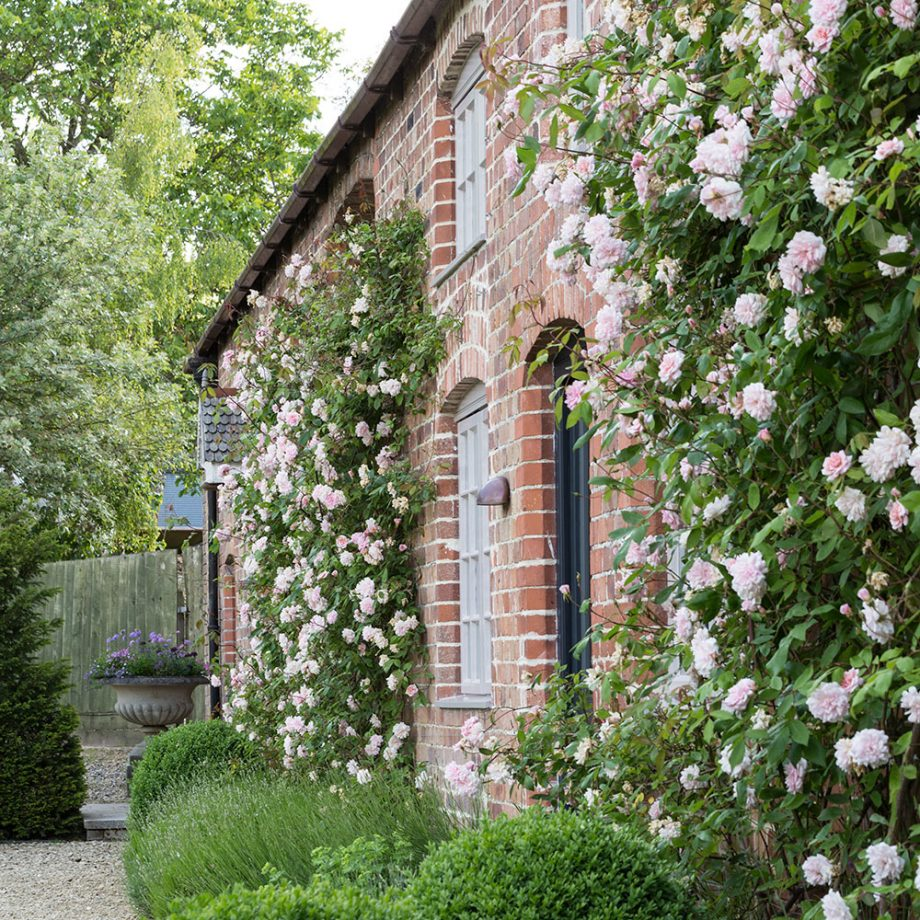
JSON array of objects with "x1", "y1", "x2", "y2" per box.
[
  {"x1": 787, "y1": 230, "x2": 827, "y2": 273},
  {"x1": 723, "y1": 677, "x2": 757, "y2": 715},
  {"x1": 822, "y1": 451, "x2": 852, "y2": 481},
  {"x1": 874, "y1": 138, "x2": 905, "y2": 161},
  {"x1": 784, "y1": 758, "x2": 807, "y2": 793},
  {"x1": 806, "y1": 682, "x2": 850, "y2": 722},
  {"x1": 888, "y1": 498, "x2": 909, "y2": 531},
  {"x1": 658, "y1": 349, "x2": 686, "y2": 386}
]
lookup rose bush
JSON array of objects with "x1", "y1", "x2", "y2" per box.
[
  {"x1": 474, "y1": 2, "x2": 920, "y2": 917},
  {"x1": 219, "y1": 208, "x2": 449, "y2": 775}
]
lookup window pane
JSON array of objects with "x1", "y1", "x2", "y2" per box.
[{"x1": 456, "y1": 404, "x2": 491, "y2": 694}]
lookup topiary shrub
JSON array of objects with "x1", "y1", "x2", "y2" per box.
[
  {"x1": 129, "y1": 718, "x2": 261, "y2": 825},
  {"x1": 0, "y1": 485, "x2": 86, "y2": 839},
  {"x1": 166, "y1": 878, "x2": 399, "y2": 920},
  {"x1": 401, "y1": 808, "x2": 699, "y2": 920}
]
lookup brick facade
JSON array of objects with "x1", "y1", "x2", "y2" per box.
[{"x1": 198, "y1": 0, "x2": 619, "y2": 810}]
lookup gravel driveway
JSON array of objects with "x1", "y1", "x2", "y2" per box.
[
  {"x1": 0, "y1": 747, "x2": 135, "y2": 920},
  {"x1": 0, "y1": 840, "x2": 134, "y2": 920}
]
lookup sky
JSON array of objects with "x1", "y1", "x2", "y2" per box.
[{"x1": 309, "y1": 0, "x2": 410, "y2": 134}]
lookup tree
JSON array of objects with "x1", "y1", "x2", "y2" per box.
[
  {"x1": 0, "y1": 142, "x2": 185, "y2": 556},
  {"x1": 0, "y1": 0, "x2": 338, "y2": 249},
  {"x1": 0, "y1": 484, "x2": 86, "y2": 839}
]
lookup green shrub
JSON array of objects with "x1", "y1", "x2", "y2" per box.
[
  {"x1": 402, "y1": 808, "x2": 699, "y2": 920},
  {"x1": 125, "y1": 771, "x2": 455, "y2": 917},
  {"x1": 0, "y1": 486, "x2": 86, "y2": 839},
  {"x1": 129, "y1": 718, "x2": 261, "y2": 825},
  {"x1": 166, "y1": 878, "x2": 397, "y2": 920},
  {"x1": 311, "y1": 835, "x2": 414, "y2": 896}
]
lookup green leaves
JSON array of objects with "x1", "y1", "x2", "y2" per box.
[
  {"x1": 747, "y1": 204, "x2": 782, "y2": 253},
  {"x1": 857, "y1": 289, "x2": 914, "y2": 355}
]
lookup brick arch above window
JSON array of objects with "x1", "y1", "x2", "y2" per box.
[{"x1": 437, "y1": 32, "x2": 485, "y2": 100}]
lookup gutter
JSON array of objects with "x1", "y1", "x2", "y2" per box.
[{"x1": 186, "y1": 0, "x2": 441, "y2": 375}]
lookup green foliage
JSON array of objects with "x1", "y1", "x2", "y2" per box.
[
  {"x1": 124, "y1": 770, "x2": 456, "y2": 917},
  {"x1": 489, "y1": 2, "x2": 920, "y2": 916},
  {"x1": 225, "y1": 209, "x2": 453, "y2": 773},
  {"x1": 129, "y1": 719, "x2": 261, "y2": 826},
  {"x1": 0, "y1": 485, "x2": 86, "y2": 838},
  {"x1": 311, "y1": 834, "x2": 415, "y2": 897},
  {"x1": 166, "y1": 877, "x2": 396, "y2": 920},
  {"x1": 0, "y1": 0, "x2": 337, "y2": 249},
  {"x1": 401, "y1": 808, "x2": 698, "y2": 920},
  {"x1": 0, "y1": 144, "x2": 185, "y2": 556}
]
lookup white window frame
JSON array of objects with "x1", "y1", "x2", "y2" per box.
[
  {"x1": 567, "y1": 0, "x2": 586, "y2": 39},
  {"x1": 453, "y1": 50, "x2": 487, "y2": 256},
  {"x1": 456, "y1": 383, "x2": 492, "y2": 700}
]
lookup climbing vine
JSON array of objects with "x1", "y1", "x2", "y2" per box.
[
  {"x1": 469, "y1": 3, "x2": 920, "y2": 918},
  {"x1": 221, "y1": 208, "x2": 449, "y2": 777}
]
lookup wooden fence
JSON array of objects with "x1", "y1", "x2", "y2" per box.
[{"x1": 39, "y1": 545, "x2": 207, "y2": 745}]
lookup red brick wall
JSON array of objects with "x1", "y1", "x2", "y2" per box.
[{"x1": 210, "y1": 0, "x2": 622, "y2": 808}]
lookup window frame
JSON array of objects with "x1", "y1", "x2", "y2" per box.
[
  {"x1": 553, "y1": 347, "x2": 592, "y2": 675},
  {"x1": 455, "y1": 383, "x2": 492, "y2": 701},
  {"x1": 452, "y1": 50, "x2": 487, "y2": 257},
  {"x1": 567, "y1": 0, "x2": 586, "y2": 39}
]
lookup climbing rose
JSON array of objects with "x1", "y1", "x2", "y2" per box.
[
  {"x1": 861, "y1": 598, "x2": 894, "y2": 643},
  {"x1": 807, "y1": 682, "x2": 850, "y2": 722},
  {"x1": 741, "y1": 382, "x2": 777, "y2": 421},
  {"x1": 888, "y1": 498, "x2": 909, "y2": 531},
  {"x1": 725, "y1": 551, "x2": 768, "y2": 609},
  {"x1": 733, "y1": 292, "x2": 767, "y2": 326},
  {"x1": 444, "y1": 760, "x2": 479, "y2": 797},
  {"x1": 865, "y1": 841, "x2": 904, "y2": 886},
  {"x1": 820, "y1": 890, "x2": 853, "y2": 920},
  {"x1": 565, "y1": 381, "x2": 590, "y2": 410},
  {"x1": 821, "y1": 451, "x2": 852, "y2": 481},
  {"x1": 700, "y1": 177, "x2": 744, "y2": 220},
  {"x1": 848, "y1": 728, "x2": 890, "y2": 768},
  {"x1": 690, "y1": 628, "x2": 720, "y2": 677},
  {"x1": 784, "y1": 758, "x2": 807, "y2": 793},
  {"x1": 900, "y1": 686, "x2": 920, "y2": 723},
  {"x1": 891, "y1": 0, "x2": 918, "y2": 27},
  {"x1": 687, "y1": 558, "x2": 722, "y2": 591},
  {"x1": 658, "y1": 349, "x2": 685, "y2": 386},
  {"x1": 810, "y1": 0, "x2": 847, "y2": 27},
  {"x1": 803, "y1": 854, "x2": 835, "y2": 886},
  {"x1": 834, "y1": 487, "x2": 866, "y2": 523},
  {"x1": 874, "y1": 138, "x2": 904, "y2": 160},
  {"x1": 787, "y1": 231, "x2": 827, "y2": 273},
  {"x1": 810, "y1": 166, "x2": 854, "y2": 210},
  {"x1": 861, "y1": 426, "x2": 913, "y2": 480},
  {"x1": 859, "y1": 425, "x2": 911, "y2": 482},
  {"x1": 878, "y1": 233, "x2": 910, "y2": 278},
  {"x1": 723, "y1": 678, "x2": 756, "y2": 714}
]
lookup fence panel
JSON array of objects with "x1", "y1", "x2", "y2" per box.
[{"x1": 39, "y1": 547, "x2": 207, "y2": 745}]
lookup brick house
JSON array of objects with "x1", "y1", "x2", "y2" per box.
[{"x1": 188, "y1": 0, "x2": 617, "y2": 804}]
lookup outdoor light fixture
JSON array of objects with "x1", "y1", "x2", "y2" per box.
[{"x1": 477, "y1": 476, "x2": 510, "y2": 507}]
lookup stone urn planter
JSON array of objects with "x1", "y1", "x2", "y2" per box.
[{"x1": 104, "y1": 676, "x2": 209, "y2": 776}]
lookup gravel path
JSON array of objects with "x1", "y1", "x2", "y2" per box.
[
  {"x1": 83, "y1": 747, "x2": 131, "y2": 804},
  {"x1": 0, "y1": 840, "x2": 134, "y2": 920},
  {"x1": 0, "y1": 747, "x2": 136, "y2": 920}
]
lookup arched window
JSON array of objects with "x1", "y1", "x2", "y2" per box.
[
  {"x1": 453, "y1": 49, "x2": 487, "y2": 255},
  {"x1": 553, "y1": 347, "x2": 591, "y2": 674},
  {"x1": 456, "y1": 383, "x2": 491, "y2": 698}
]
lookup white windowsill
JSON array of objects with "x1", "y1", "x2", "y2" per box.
[
  {"x1": 432, "y1": 236, "x2": 486, "y2": 288},
  {"x1": 436, "y1": 693, "x2": 493, "y2": 710}
]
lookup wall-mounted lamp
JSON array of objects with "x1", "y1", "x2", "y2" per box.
[{"x1": 477, "y1": 476, "x2": 511, "y2": 507}]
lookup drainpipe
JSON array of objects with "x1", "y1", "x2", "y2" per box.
[{"x1": 206, "y1": 486, "x2": 221, "y2": 718}]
